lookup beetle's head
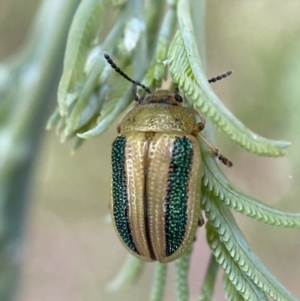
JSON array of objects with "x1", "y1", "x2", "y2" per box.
[{"x1": 139, "y1": 90, "x2": 183, "y2": 106}]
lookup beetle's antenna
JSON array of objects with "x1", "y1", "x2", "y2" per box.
[
  {"x1": 104, "y1": 52, "x2": 151, "y2": 94},
  {"x1": 208, "y1": 71, "x2": 232, "y2": 83}
]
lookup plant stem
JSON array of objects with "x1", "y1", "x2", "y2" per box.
[{"x1": 0, "y1": 0, "x2": 80, "y2": 299}]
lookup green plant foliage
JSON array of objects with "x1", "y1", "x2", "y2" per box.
[
  {"x1": 0, "y1": 1, "x2": 82, "y2": 300},
  {"x1": 175, "y1": 247, "x2": 192, "y2": 301},
  {"x1": 57, "y1": 0, "x2": 103, "y2": 116},
  {"x1": 201, "y1": 144, "x2": 300, "y2": 228},
  {"x1": 203, "y1": 194, "x2": 298, "y2": 301},
  {"x1": 49, "y1": 0, "x2": 300, "y2": 300},
  {"x1": 150, "y1": 263, "x2": 168, "y2": 301},
  {"x1": 168, "y1": 30, "x2": 290, "y2": 157},
  {"x1": 207, "y1": 223, "x2": 271, "y2": 301},
  {"x1": 198, "y1": 255, "x2": 219, "y2": 301},
  {"x1": 107, "y1": 255, "x2": 144, "y2": 291}
]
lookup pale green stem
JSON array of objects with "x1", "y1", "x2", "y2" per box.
[
  {"x1": 0, "y1": 0, "x2": 80, "y2": 299},
  {"x1": 107, "y1": 255, "x2": 144, "y2": 291},
  {"x1": 150, "y1": 262, "x2": 168, "y2": 301},
  {"x1": 175, "y1": 248, "x2": 193, "y2": 301},
  {"x1": 198, "y1": 254, "x2": 218, "y2": 301}
]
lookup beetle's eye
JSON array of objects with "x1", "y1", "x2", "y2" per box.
[{"x1": 175, "y1": 94, "x2": 183, "y2": 103}]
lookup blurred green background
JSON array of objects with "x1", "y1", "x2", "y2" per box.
[{"x1": 1, "y1": 1, "x2": 300, "y2": 300}]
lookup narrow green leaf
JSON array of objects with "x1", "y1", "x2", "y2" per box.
[
  {"x1": 175, "y1": 248, "x2": 192, "y2": 301},
  {"x1": 198, "y1": 254, "x2": 219, "y2": 301},
  {"x1": 72, "y1": 136, "x2": 85, "y2": 151},
  {"x1": 201, "y1": 142, "x2": 300, "y2": 229},
  {"x1": 46, "y1": 107, "x2": 60, "y2": 130},
  {"x1": 150, "y1": 262, "x2": 168, "y2": 301},
  {"x1": 110, "y1": 0, "x2": 127, "y2": 7},
  {"x1": 167, "y1": 0, "x2": 290, "y2": 156},
  {"x1": 145, "y1": 0, "x2": 165, "y2": 55},
  {"x1": 58, "y1": 0, "x2": 103, "y2": 115},
  {"x1": 65, "y1": 90, "x2": 103, "y2": 135},
  {"x1": 143, "y1": 5, "x2": 176, "y2": 89},
  {"x1": 68, "y1": 10, "x2": 129, "y2": 134},
  {"x1": 107, "y1": 255, "x2": 144, "y2": 291},
  {"x1": 77, "y1": 65, "x2": 132, "y2": 139},
  {"x1": 202, "y1": 193, "x2": 298, "y2": 301},
  {"x1": 206, "y1": 222, "x2": 269, "y2": 301},
  {"x1": 223, "y1": 273, "x2": 248, "y2": 301}
]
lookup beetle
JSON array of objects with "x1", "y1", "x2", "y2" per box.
[{"x1": 105, "y1": 53, "x2": 232, "y2": 263}]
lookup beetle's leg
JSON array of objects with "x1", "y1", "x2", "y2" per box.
[
  {"x1": 192, "y1": 107, "x2": 206, "y2": 133},
  {"x1": 198, "y1": 215, "x2": 205, "y2": 227},
  {"x1": 192, "y1": 108, "x2": 232, "y2": 166},
  {"x1": 132, "y1": 84, "x2": 140, "y2": 102},
  {"x1": 194, "y1": 215, "x2": 204, "y2": 242},
  {"x1": 198, "y1": 132, "x2": 233, "y2": 167},
  {"x1": 191, "y1": 122, "x2": 204, "y2": 136},
  {"x1": 117, "y1": 123, "x2": 121, "y2": 134}
]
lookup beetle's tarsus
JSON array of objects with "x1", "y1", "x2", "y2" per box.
[
  {"x1": 198, "y1": 218, "x2": 205, "y2": 227},
  {"x1": 217, "y1": 154, "x2": 233, "y2": 167}
]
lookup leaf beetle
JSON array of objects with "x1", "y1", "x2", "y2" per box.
[{"x1": 105, "y1": 53, "x2": 232, "y2": 263}]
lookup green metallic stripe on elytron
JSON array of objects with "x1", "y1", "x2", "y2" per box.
[
  {"x1": 165, "y1": 136, "x2": 193, "y2": 257},
  {"x1": 111, "y1": 136, "x2": 138, "y2": 254}
]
